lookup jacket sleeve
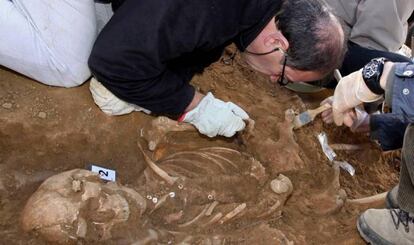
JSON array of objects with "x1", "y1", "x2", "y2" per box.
[
  {"x1": 88, "y1": 0, "x2": 245, "y2": 115},
  {"x1": 349, "y1": 0, "x2": 414, "y2": 52},
  {"x1": 369, "y1": 62, "x2": 414, "y2": 150},
  {"x1": 387, "y1": 62, "x2": 414, "y2": 122},
  {"x1": 370, "y1": 113, "x2": 409, "y2": 151}
]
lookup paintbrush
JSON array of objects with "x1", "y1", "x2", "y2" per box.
[{"x1": 293, "y1": 103, "x2": 332, "y2": 129}]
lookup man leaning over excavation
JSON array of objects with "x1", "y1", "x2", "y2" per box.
[{"x1": 88, "y1": 0, "x2": 345, "y2": 138}]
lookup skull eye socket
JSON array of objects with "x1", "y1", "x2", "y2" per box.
[{"x1": 84, "y1": 197, "x2": 116, "y2": 222}]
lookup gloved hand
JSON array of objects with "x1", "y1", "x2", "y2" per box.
[
  {"x1": 320, "y1": 96, "x2": 334, "y2": 124},
  {"x1": 89, "y1": 78, "x2": 151, "y2": 116},
  {"x1": 180, "y1": 92, "x2": 249, "y2": 137},
  {"x1": 321, "y1": 96, "x2": 371, "y2": 133},
  {"x1": 332, "y1": 69, "x2": 382, "y2": 126}
]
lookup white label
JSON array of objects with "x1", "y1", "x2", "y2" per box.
[{"x1": 90, "y1": 165, "x2": 116, "y2": 182}]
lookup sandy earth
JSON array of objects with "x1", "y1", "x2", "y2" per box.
[{"x1": 0, "y1": 46, "x2": 400, "y2": 244}]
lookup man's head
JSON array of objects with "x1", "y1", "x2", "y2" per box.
[{"x1": 242, "y1": 0, "x2": 345, "y2": 84}]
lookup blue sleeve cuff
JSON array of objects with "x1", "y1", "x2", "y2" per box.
[{"x1": 370, "y1": 113, "x2": 409, "y2": 151}]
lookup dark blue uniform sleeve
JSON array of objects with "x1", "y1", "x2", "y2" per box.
[
  {"x1": 370, "y1": 113, "x2": 409, "y2": 151},
  {"x1": 389, "y1": 62, "x2": 414, "y2": 122},
  {"x1": 370, "y1": 62, "x2": 414, "y2": 150}
]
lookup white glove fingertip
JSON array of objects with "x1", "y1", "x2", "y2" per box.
[
  {"x1": 227, "y1": 102, "x2": 249, "y2": 120},
  {"x1": 343, "y1": 113, "x2": 355, "y2": 128},
  {"x1": 224, "y1": 121, "x2": 245, "y2": 137},
  {"x1": 194, "y1": 120, "x2": 218, "y2": 138}
]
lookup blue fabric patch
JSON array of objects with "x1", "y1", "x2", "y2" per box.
[{"x1": 392, "y1": 63, "x2": 414, "y2": 123}]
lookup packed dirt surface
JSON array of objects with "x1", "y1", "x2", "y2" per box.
[{"x1": 0, "y1": 46, "x2": 399, "y2": 244}]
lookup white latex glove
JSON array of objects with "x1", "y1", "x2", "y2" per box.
[
  {"x1": 181, "y1": 92, "x2": 249, "y2": 137},
  {"x1": 89, "y1": 78, "x2": 151, "y2": 116},
  {"x1": 332, "y1": 69, "x2": 382, "y2": 126},
  {"x1": 321, "y1": 96, "x2": 370, "y2": 132},
  {"x1": 320, "y1": 96, "x2": 334, "y2": 124},
  {"x1": 349, "y1": 107, "x2": 370, "y2": 133}
]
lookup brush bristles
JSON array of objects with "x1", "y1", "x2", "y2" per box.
[{"x1": 293, "y1": 112, "x2": 311, "y2": 128}]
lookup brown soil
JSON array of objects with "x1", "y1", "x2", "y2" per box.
[{"x1": 0, "y1": 46, "x2": 399, "y2": 244}]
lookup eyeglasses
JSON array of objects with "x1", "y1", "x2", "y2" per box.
[
  {"x1": 244, "y1": 47, "x2": 290, "y2": 86},
  {"x1": 277, "y1": 54, "x2": 289, "y2": 86}
]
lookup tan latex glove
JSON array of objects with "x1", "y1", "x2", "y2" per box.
[
  {"x1": 332, "y1": 69, "x2": 382, "y2": 126},
  {"x1": 321, "y1": 96, "x2": 370, "y2": 132}
]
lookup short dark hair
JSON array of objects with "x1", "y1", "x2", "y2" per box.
[{"x1": 277, "y1": 0, "x2": 346, "y2": 75}]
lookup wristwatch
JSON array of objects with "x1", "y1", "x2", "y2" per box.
[{"x1": 362, "y1": 57, "x2": 387, "y2": 95}]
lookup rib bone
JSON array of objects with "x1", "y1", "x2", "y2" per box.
[
  {"x1": 205, "y1": 201, "x2": 219, "y2": 216},
  {"x1": 138, "y1": 142, "x2": 178, "y2": 185},
  {"x1": 202, "y1": 212, "x2": 223, "y2": 227},
  {"x1": 178, "y1": 204, "x2": 209, "y2": 228}
]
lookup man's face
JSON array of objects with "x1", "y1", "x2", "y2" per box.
[
  {"x1": 242, "y1": 51, "x2": 323, "y2": 84},
  {"x1": 241, "y1": 17, "x2": 325, "y2": 84}
]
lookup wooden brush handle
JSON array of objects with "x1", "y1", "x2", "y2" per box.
[{"x1": 309, "y1": 103, "x2": 332, "y2": 118}]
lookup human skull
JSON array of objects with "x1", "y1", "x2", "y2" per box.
[{"x1": 21, "y1": 169, "x2": 147, "y2": 244}]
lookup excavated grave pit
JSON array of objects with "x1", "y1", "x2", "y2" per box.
[{"x1": 0, "y1": 47, "x2": 399, "y2": 244}]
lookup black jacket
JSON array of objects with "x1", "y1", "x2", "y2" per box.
[{"x1": 89, "y1": 0, "x2": 283, "y2": 115}]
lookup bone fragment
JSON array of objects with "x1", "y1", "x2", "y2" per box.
[
  {"x1": 131, "y1": 229, "x2": 159, "y2": 245},
  {"x1": 237, "y1": 118, "x2": 255, "y2": 144},
  {"x1": 164, "y1": 210, "x2": 184, "y2": 224},
  {"x1": 142, "y1": 116, "x2": 195, "y2": 151},
  {"x1": 202, "y1": 212, "x2": 223, "y2": 227},
  {"x1": 178, "y1": 204, "x2": 209, "y2": 227},
  {"x1": 347, "y1": 192, "x2": 387, "y2": 205},
  {"x1": 205, "y1": 201, "x2": 219, "y2": 216},
  {"x1": 138, "y1": 142, "x2": 178, "y2": 186},
  {"x1": 257, "y1": 200, "x2": 281, "y2": 218},
  {"x1": 330, "y1": 144, "x2": 364, "y2": 151},
  {"x1": 180, "y1": 236, "x2": 193, "y2": 245},
  {"x1": 270, "y1": 174, "x2": 293, "y2": 194},
  {"x1": 151, "y1": 193, "x2": 169, "y2": 213},
  {"x1": 219, "y1": 203, "x2": 247, "y2": 224}
]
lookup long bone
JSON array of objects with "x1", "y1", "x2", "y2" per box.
[
  {"x1": 347, "y1": 192, "x2": 387, "y2": 206},
  {"x1": 138, "y1": 142, "x2": 179, "y2": 186},
  {"x1": 257, "y1": 200, "x2": 281, "y2": 218},
  {"x1": 219, "y1": 203, "x2": 247, "y2": 224}
]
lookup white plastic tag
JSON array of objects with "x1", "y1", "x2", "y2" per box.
[
  {"x1": 90, "y1": 165, "x2": 116, "y2": 182},
  {"x1": 333, "y1": 160, "x2": 356, "y2": 176},
  {"x1": 317, "y1": 132, "x2": 337, "y2": 162}
]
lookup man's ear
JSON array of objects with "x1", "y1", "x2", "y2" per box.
[{"x1": 264, "y1": 24, "x2": 289, "y2": 51}]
